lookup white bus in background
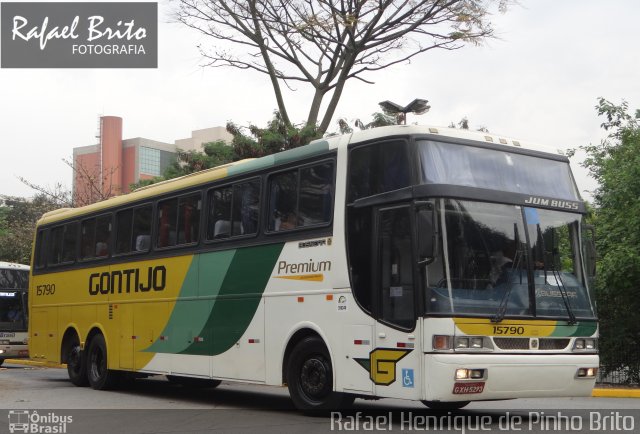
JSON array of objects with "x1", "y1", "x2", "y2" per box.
[{"x1": 0, "y1": 262, "x2": 29, "y2": 366}]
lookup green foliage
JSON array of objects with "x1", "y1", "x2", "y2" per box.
[
  {"x1": 130, "y1": 112, "x2": 321, "y2": 191},
  {"x1": 580, "y1": 98, "x2": 640, "y2": 383},
  {"x1": 0, "y1": 194, "x2": 61, "y2": 264},
  {"x1": 231, "y1": 111, "x2": 321, "y2": 159}
]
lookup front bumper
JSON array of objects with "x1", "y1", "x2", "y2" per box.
[
  {"x1": 0, "y1": 344, "x2": 29, "y2": 359},
  {"x1": 424, "y1": 353, "x2": 598, "y2": 401}
]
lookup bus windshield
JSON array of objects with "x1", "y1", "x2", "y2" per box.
[
  {"x1": 418, "y1": 140, "x2": 580, "y2": 201},
  {"x1": 0, "y1": 269, "x2": 28, "y2": 331},
  {"x1": 425, "y1": 200, "x2": 596, "y2": 320}
]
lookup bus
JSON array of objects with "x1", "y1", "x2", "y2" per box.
[
  {"x1": 29, "y1": 125, "x2": 598, "y2": 410},
  {"x1": 0, "y1": 262, "x2": 29, "y2": 366}
]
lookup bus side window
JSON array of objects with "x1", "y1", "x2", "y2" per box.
[
  {"x1": 299, "y1": 162, "x2": 333, "y2": 227},
  {"x1": 177, "y1": 194, "x2": 201, "y2": 244},
  {"x1": 34, "y1": 230, "x2": 46, "y2": 268},
  {"x1": 132, "y1": 206, "x2": 152, "y2": 252},
  {"x1": 158, "y1": 194, "x2": 200, "y2": 248},
  {"x1": 157, "y1": 198, "x2": 178, "y2": 248},
  {"x1": 207, "y1": 187, "x2": 232, "y2": 239},
  {"x1": 232, "y1": 180, "x2": 260, "y2": 236},
  {"x1": 348, "y1": 141, "x2": 411, "y2": 202},
  {"x1": 80, "y1": 215, "x2": 111, "y2": 259},
  {"x1": 268, "y1": 171, "x2": 297, "y2": 231},
  {"x1": 115, "y1": 209, "x2": 134, "y2": 254},
  {"x1": 49, "y1": 223, "x2": 78, "y2": 265}
]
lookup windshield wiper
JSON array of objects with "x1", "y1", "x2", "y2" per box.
[
  {"x1": 492, "y1": 223, "x2": 522, "y2": 323},
  {"x1": 537, "y1": 225, "x2": 577, "y2": 325}
]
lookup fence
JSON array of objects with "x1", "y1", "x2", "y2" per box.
[{"x1": 596, "y1": 348, "x2": 640, "y2": 386}]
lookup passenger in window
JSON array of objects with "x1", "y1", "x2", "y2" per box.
[
  {"x1": 95, "y1": 238, "x2": 109, "y2": 257},
  {"x1": 278, "y1": 212, "x2": 297, "y2": 230},
  {"x1": 240, "y1": 185, "x2": 259, "y2": 234}
]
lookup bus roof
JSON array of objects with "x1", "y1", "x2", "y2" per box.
[
  {"x1": 38, "y1": 125, "x2": 564, "y2": 226},
  {"x1": 345, "y1": 124, "x2": 565, "y2": 156}
]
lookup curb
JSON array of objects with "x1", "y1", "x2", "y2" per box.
[
  {"x1": 592, "y1": 388, "x2": 640, "y2": 398},
  {"x1": 3, "y1": 359, "x2": 66, "y2": 369}
]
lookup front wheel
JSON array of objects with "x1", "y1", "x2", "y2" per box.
[
  {"x1": 86, "y1": 334, "x2": 120, "y2": 390},
  {"x1": 421, "y1": 400, "x2": 470, "y2": 410},
  {"x1": 286, "y1": 336, "x2": 354, "y2": 411}
]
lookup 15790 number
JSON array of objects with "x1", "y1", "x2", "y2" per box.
[
  {"x1": 492, "y1": 326, "x2": 525, "y2": 335},
  {"x1": 36, "y1": 284, "x2": 56, "y2": 296}
]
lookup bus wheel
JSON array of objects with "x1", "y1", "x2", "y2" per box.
[
  {"x1": 421, "y1": 400, "x2": 470, "y2": 410},
  {"x1": 166, "y1": 375, "x2": 222, "y2": 388},
  {"x1": 86, "y1": 334, "x2": 120, "y2": 390},
  {"x1": 66, "y1": 340, "x2": 88, "y2": 386},
  {"x1": 286, "y1": 337, "x2": 354, "y2": 411}
]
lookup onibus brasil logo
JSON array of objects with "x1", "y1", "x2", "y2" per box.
[{"x1": 7, "y1": 410, "x2": 72, "y2": 433}]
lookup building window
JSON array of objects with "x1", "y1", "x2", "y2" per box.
[{"x1": 139, "y1": 146, "x2": 161, "y2": 177}]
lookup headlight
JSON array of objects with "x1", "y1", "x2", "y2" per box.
[
  {"x1": 455, "y1": 337, "x2": 469, "y2": 349},
  {"x1": 471, "y1": 337, "x2": 484, "y2": 349},
  {"x1": 573, "y1": 338, "x2": 597, "y2": 351}
]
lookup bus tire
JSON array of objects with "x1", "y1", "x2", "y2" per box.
[
  {"x1": 166, "y1": 375, "x2": 222, "y2": 388},
  {"x1": 286, "y1": 336, "x2": 354, "y2": 412},
  {"x1": 86, "y1": 334, "x2": 120, "y2": 390},
  {"x1": 66, "y1": 340, "x2": 88, "y2": 387},
  {"x1": 421, "y1": 400, "x2": 470, "y2": 410}
]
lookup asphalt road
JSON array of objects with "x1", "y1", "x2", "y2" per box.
[{"x1": 1, "y1": 362, "x2": 638, "y2": 434}]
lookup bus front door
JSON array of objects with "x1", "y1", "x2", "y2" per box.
[{"x1": 373, "y1": 205, "x2": 422, "y2": 400}]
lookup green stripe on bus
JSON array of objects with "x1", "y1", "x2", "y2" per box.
[
  {"x1": 146, "y1": 243, "x2": 284, "y2": 356},
  {"x1": 145, "y1": 250, "x2": 237, "y2": 354},
  {"x1": 180, "y1": 243, "x2": 284, "y2": 355},
  {"x1": 551, "y1": 321, "x2": 598, "y2": 337},
  {"x1": 226, "y1": 140, "x2": 330, "y2": 178}
]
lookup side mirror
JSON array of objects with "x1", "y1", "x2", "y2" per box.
[{"x1": 416, "y1": 203, "x2": 436, "y2": 261}]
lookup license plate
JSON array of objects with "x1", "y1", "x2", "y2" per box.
[
  {"x1": 18, "y1": 350, "x2": 29, "y2": 356},
  {"x1": 453, "y1": 382, "x2": 485, "y2": 394}
]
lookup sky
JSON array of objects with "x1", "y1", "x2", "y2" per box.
[{"x1": 0, "y1": 0, "x2": 638, "y2": 201}]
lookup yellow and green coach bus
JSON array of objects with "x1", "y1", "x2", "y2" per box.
[{"x1": 29, "y1": 125, "x2": 598, "y2": 410}]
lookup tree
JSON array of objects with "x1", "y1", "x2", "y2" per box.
[
  {"x1": 176, "y1": 0, "x2": 508, "y2": 133},
  {"x1": 578, "y1": 98, "x2": 640, "y2": 383},
  {"x1": 448, "y1": 116, "x2": 489, "y2": 132},
  {"x1": 19, "y1": 157, "x2": 119, "y2": 208},
  {"x1": 0, "y1": 194, "x2": 61, "y2": 264},
  {"x1": 129, "y1": 112, "x2": 321, "y2": 191}
]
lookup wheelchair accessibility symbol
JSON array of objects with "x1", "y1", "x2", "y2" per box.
[{"x1": 402, "y1": 368, "x2": 414, "y2": 388}]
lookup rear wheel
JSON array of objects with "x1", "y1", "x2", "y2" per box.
[
  {"x1": 66, "y1": 339, "x2": 88, "y2": 386},
  {"x1": 286, "y1": 336, "x2": 354, "y2": 411},
  {"x1": 421, "y1": 400, "x2": 470, "y2": 410},
  {"x1": 86, "y1": 334, "x2": 120, "y2": 390}
]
